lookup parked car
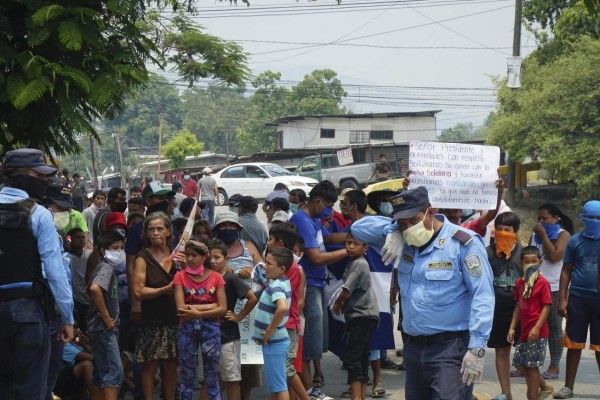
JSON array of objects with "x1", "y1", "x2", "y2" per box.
[{"x1": 213, "y1": 163, "x2": 318, "y2": 204}]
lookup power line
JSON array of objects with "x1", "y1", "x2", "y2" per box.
[{"x1": 250, "y1": 4, "x2": 513, "y2": 62}]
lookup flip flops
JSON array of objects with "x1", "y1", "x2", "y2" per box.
[
  {"x1": 542, "y1": 371, "x2": 559, "y2": 380},
  {"x1": 371, "y1": 384, "x2": 386, "y2": 398}
]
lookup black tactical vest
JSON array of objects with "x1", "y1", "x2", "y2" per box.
[{"x1": 0, "y1": 199, "x2": 43, "y2": 285}]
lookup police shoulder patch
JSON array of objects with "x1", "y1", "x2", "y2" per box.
[{"x1": 464, "y1": 254, "x2": 482, "y2": 277}]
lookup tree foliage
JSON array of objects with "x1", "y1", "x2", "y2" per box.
[
  {"x1": 437, "y1": 122, "x2": 485, "y2": 142},
  {"x1": 524, "y1": 0, "x2": 600, "y2": 29},
  {"x1": 487, "y1": 36, "x2": 600, "y2": 201},
  {"x1": 163, "y1": 128, "x2": 205, "y2": 168},
  {"x1": 0, "y1": 1, "x2": 248, "y2": 157}
]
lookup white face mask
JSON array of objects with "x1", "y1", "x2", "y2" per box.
[
  {"x1": 104, "y1": 249, "x2": 125, "y2": 266},
  {"x1": 293, "y1": 252, "x2": 304, "y2": 264},
  {"x1": 183, "y1": 175, "x2": 190, "y2": 180},
  {"x1": 379, "y1": 202, "x2": 393, "y2": 217},
  {"x1": 402, "y1": 211, "x2": 434, "y2": 247},
  {"x1": 53, "y1": 211, "x2": 70, "y2": 230}
]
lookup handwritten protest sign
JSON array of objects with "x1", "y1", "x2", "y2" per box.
[
  {"x1": 235, "y1": 300, "x2": 263, "y2": 364},
  {"x1": 336, "y1": 148, "x2": 354, "y2": 166},
  {"x1": 408, "y1": 141, "x2": 500, "y2": 209}
]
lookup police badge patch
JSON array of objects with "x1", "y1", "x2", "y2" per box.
[{"x1": 464, "y1": 254, "x2": 482, "y2": 277}]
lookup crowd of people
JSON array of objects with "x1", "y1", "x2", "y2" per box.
[{"x1": 1, "y1": 148, "x2": 599, "y2": 400}]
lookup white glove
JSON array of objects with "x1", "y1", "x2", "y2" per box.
[
  {"x1": 460, "y1": 350, "x2": 484, "y2": 385},
  {"x1": 381, "y1": 230, "x2": 403, "y2": 269}
]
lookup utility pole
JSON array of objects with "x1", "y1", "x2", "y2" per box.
[
  {"x1": 156, "y1": 113, "x2": 164, "y2": 181},
  {"x1": 89, "y1": 135, "x2": 99, "y2": 189},
  {"x1": 113, "y1": 132, "x2": 125, "y2": 188},
  {"x1": 506, "y1": 0, "x2": 522, "y2": 206}
]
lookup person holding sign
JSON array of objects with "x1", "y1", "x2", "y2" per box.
[{"x1": 379, "y1": 186, "x2": 494, "y2": 400}]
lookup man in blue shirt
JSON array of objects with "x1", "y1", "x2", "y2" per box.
[
  {"x1": 0, "y1": 148, "x2": 74, "y2": 399},
  {"x1": 553, "y1": 200, "x2": 600, "y2": 399},
  {"x1": 379, "y1": 186, "x2": 494, "y2": 400},
  {"x1": 289, "y1": 182, "x2": 347, "y2": 400}
]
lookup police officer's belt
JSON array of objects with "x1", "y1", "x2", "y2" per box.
[
  {"x1": 0, "y1": 286, "x2": 37, "y2": 301},
  {"x1": 406, "y1": 330, "x2": 468, "y2": 346}
]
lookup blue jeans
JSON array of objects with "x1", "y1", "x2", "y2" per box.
[
  {"x1": 201, "y1": 200, "x2": 216, "y2": 227},
  {"x1": 0, "y1": 298, "x2": 50, "y2": 400},
  {"x1": 404, "y1": 332, "x2": 472, "y2": 400},
  {"x1": 303, "y1": 286, "x2": 328, "y2": 360},
  {"x1": 89, "y1": 329, "x2": 124, "y2": 388}
]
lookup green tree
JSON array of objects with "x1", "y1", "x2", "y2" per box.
[
  {"x1": 289, "y1": 69, "x2": 347, "y2": 115},
  {"x1": 524, "y1": 0, "x2": 599, "y2": 29},
  {"x1": 487, "y1": 36, "x2": 600, "y2": 201},
  {"x1": 163, "y1": 129, "x2": 204, "y2": 168},
  {"x1": 437, "y1": 122, "x2": 485, "y2": 142},
  {"x1": 0, "y1": 1, "x2": 248, "y2": 157}
]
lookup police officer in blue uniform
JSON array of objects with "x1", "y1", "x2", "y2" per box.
[
  {"x1": 381, "y1": 186, "x2": 494, "y2": 400},
  {"x1": 0, "y1": 149, "x2": 74, "y2": 400}
]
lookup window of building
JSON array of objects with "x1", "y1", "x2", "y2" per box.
[
  {"x1": 350, "y1": 130, "x2": 370, "y2": 143},
  {"x1": 320, "y1": 128, "x2": 335, "y2": 139},
  {"x1": 371, "y1": 130, "x2": 393, "y2": 140}
]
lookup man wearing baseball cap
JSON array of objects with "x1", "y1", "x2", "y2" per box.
[
  {"x1": 378, "y1": 186, "x2": 494, "y2": 400},
  {"x1": 0, "y1": 148, "x2": 74, "y2": 398}
]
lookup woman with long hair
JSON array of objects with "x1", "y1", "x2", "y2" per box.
[{"x1": 529, "y1": 203, "x2": 573, "y2": 380}]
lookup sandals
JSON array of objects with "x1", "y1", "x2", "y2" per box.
[
  {"x1": 538, "y1": 386, "x2": 554, "y2": 400},
  {"x1": 542, "y1": 371, "x2": 559, "y2": 380},
  {"x1": 313, "y1": 373, "x2": 324, "y2": 388},
  {"x1": 341, "y1": 388, "x2": 352, "y2": 398},
  {"x1": 510, "y1": 369, "x2": 523, "y2": 377},
  {"x1": 371, "y1": 384, "x2": 386, "y2": 398}
]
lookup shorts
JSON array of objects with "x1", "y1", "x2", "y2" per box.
[
  {"x1": 368, "y1": 349, "x2": 381, "y2": 362},
  {"x1": 263, "y1": 340, "x2": 290, "y2": 393},
  {"x1": 286, "y1": 329, "x2": 299, "y2": 378},
  {"x1": 488, "y1": 297, "x2": 516, "y2": 348},
  {"x1": 563, "y1": 294, "x2": 600, "y2": 351},
  {"x1": 512, "y1": 338, "x2": 548, "y2": 368},
  {"x1": 241, "y1": 364, "x2": 263, "y2": 388},
  {"x1": 219, "y1": 340, "x2": 242, "y2": 382},
  {"x1": 303, "y1": 286, "x2": 328, "y2": 360},
  {"x1": 89, "y1": 329, "x2": 124, "y2": 388}
]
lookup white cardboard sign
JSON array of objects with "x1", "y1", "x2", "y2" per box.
[
  {"x1": 408, "y1": 141, "x2": 500, "y2": 210},
  {"x1": 336, "y1": 148, "x2": 354, "y2": 166},
  {"x1": 235, "y1": 300, "x2": 264, "y2": 365}
]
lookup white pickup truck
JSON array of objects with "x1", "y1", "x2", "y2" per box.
[{"x1": 294, "y1": 153, "x2": 373, "y2": 190}]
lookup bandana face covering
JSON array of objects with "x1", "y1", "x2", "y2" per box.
[
  {"x1": 534, "y1": 223, "x2": 560, "y2": 244},
  {"x1": 495, "y1": 230, "x2": 516, "y2": 259},
  {"x1": 522, "y1": 263, "x2": 541, "y2": 299},
  {"x1": 581, "y1": 215, "x2": 600, "y2": 240}
]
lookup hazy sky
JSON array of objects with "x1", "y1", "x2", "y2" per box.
[{"x1": 162, "y1": 0, "x2": 535, "y2": 134}]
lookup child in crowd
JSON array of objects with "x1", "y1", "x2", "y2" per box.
[
  {"x1": 253, "y1": 248, "x2": 293, "y2": 400},
  {"x1": 268, "y1": 223, "x2": 310, "y2": 400},
  {"x1": 53, "y1": 326, "x2": 95, "y2": 399},
  {"x1": 85, "y1": 230, "x2": 126, "y2": 400},
  {"x1": 174, "y1": 238, "x2": 226, "y2": 400},
  {"x1": 209, "y1": 240, "x2": 259, "y2": 400},
  {"x1": 332, "y1": 231, "x2": 379, "y2": 400},
  {"x1": 486, "y1": 212, "x2": 522, "y2": 400},
  {"x1": 292, "y1": 235, "x2": 306, "y2": 383},
  {"x1": 507, "y1": 246, "x2": 554, "y2": 400},
  {"x1": 68, "y1": 227, "x2": 92, "y2": 332}
]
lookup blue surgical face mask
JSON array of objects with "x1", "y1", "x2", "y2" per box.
[
  {"x1": 315, "y1": 200, "x2": 333, "y2": 219},
  {"x1": 581, "y1": 215, "x2": 600, "y2": 240},
  {"x1": 462, "y1": 209, "x2": 475, "y2": 218},
  {"x1": 379, "y1": 202, "x2": 393, "y2": 216},
  {"x1": 289, "y1": 203, "x2": 299, "y2": 213}
]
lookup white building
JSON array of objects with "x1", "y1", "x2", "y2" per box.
[{"x1": 267, "y1": 111, "x2": 439, "y2": 150}]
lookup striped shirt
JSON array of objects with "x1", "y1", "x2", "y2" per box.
[{"x1": 252, "y1": 278, "x2": 291, "y2": 344}]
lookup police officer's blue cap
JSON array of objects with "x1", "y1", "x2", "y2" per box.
[
  {"x1": 390, "y1": 186, "x2": 430, "y2": 220},
  {"x1": 46, "y1": 177, "x2": 74, "y2": 208},
  {"x1": 3, "y1": 148, "x2": 57, "y2": 175}
]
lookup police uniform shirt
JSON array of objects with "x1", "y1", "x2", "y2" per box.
[{"x1": 397, "y1": 214, "x2": 494, "y2": 349}]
